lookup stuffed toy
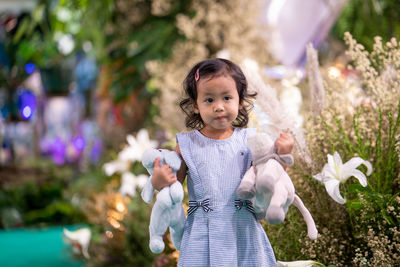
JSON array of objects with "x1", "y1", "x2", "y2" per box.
[
  {"x1": 141, "y1": 148, "x2": 186, "y2": 253},
  {"x1": 237, "y1": 132, "x2": 318, "y2": 240}
]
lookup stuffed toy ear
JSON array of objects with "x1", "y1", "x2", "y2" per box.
[
  {"x1": 142, "y1": 149, "x2": 161, "y2": 173},
  {"x1": 141, "y1": 178, "x2": 154, "y2": 203},
  {"x1": 164, "y1": 151, "x2": 182, "y2": 172}
]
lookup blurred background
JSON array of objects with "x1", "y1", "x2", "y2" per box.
[{"x1": 0, "y1": 0, "x2": 399, "y2": 266}]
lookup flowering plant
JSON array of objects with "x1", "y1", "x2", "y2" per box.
[{"x1": 259, "y1": 34, "x2": 400, "y2": 266}]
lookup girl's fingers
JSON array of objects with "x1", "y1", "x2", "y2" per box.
[
  {"x1": 154, "y1": 157, "x2": 160, "y2": 168},
  {"x1": 160, "y1": 164, "x2": 172, "y2": 172},
  {"x1": 279, "y1": 132, "x2": 290, "y2": 141},
  {"x1": 161, "y1": 165, "x2": 172, "y2": 172}
]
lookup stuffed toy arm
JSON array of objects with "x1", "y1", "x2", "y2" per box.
[
  {"x1": 237, "y1": 166, "x2": 257, "y2": 200},
  {"x1": 270, "y1": 147, "x2": 294, "y2": 166}
]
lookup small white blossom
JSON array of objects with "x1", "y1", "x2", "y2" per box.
[
  {"x1": 118, "y1": 129, "x2": 158, "y2": 162},
  {"x1": 103, "y1": 129, "x2": 158, "y2": 176},
  {"x1": 103, "y1": 159, "x2": 129, "y2": 176},
  {"x1": 63, "y1": 228, "x2": 91, "y2": 259},
  {"x1": 313, "y1": 151, "x2": 372, "y2": 204},
  {"x1": 119, "y1": 172, "x2": 148, "y2": 197}
]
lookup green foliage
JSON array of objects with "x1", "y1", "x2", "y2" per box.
[
  {"x1": 106, "y1": 15, "x2": 188, "y2": 102},
  {"x1": 58, "y1": 0, "x2": 114, "y2": 63},
  {"x1": 264, "y1": 207, "x2": 306, "y2": 261},
  {"x1": 67, "y1": 165, "x2": 111, "y2": 196},
  {"x1": 12, "y1": 1, "x2": 68, "y2": 68},
  {"x1": 123, "y1": 197, "x2": 157, "y2": 266},
  {"x1": 24, "y1": 201, "x2": 85, "y2": 226},
  {"x1": 0, "y1": 160, "x2": 86, "y2": 229},
  {"x1": 333, "y1": 0, "x2": 400, "y2": 50}
]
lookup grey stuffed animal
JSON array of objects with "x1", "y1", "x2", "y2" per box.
[
  {"x1": 141, "y1": 148, "x2": 186, "y2": 253},
  {"x1": 237, "y1": 132, "x2": 318, "y2": 240}
]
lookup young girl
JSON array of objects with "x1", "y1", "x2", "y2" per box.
[{"x1": 152, "y1": 58, "x2": 293, "y2": 266}]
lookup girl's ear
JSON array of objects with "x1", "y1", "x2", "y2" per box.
[{"x1": 239, "y1": 103, "x2": 243, "y2": 110}]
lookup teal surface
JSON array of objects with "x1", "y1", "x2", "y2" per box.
[{"x1": 0, "y1": 226, "x2": 85, "y2": 267}]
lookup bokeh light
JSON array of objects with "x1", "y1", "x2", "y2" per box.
[
  {"x1": 25, "y1": 63, "x2": 35, "y2": 74},
  {"x1": 17, "y1": 90, "x2": 36, "y2": 120},
  {"x1": 73, "y1": 136, "x2": 86, "y2": 151}
]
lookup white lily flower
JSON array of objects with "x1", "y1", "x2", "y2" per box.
[
  {"x1": 63, "y1": 228, "x2": 91, "y2": 259},
  {"x1": 103, "y1": 159, "x2": 129, "y2": 176},
  {"x1": 277, "y1": 260, "x2": 323, "y2": 267},
  {"x1": 313, "y1": 151, "x2": 372, "y2": 204},
  {"x1": 119, "y1": 172, "x2": 148, "y2": 197},
  {"x1": 118, "y1": 129, "x2": 158, "y2": 162}
]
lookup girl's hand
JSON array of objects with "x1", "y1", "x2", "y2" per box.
[
  {"x1": 151, "y1": 157, "x2": 177, "y2": 191},
  {"x1": 275, "y1": 132, "x2": 294, "y2": 155}
]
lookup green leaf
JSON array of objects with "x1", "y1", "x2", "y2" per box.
[
  {"x1": 347, "y1": 199, "x2": 363, "y2": 210},
  {"x1": 13, "y1": 18, "x2": 30, "y2": 42},
  {"x1": 381, "y1": 210, "x2": 395, "y2": 225},
  {"x1": 32, "y1": 4, "x2": 46, "y2": 23},
  {"x1": 347, "y1": 183, "x2": 365, "y2": 194}
]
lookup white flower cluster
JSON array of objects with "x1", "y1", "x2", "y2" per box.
[{"x1": 103, "y1": 129, "x2": 158, "y2": 197}]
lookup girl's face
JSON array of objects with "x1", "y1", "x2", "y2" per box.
[{"x1": 194, "y1": 74, "x2": 242, "y2": 131}]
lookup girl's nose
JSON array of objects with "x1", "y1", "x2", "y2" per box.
[{"x1": 214, "y1": 102, "x2": 224, "y2": 112}]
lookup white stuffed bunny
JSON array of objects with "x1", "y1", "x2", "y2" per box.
[
  {"x1": 237, "y1": 132, "x2": 318, "y2": 240},
  {"x1": 141, "y1": 148, "x2": 186, "y2": 253}
]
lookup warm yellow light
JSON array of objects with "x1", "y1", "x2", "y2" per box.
[
  {"x1": 106, "y1": 231, "x2": 114, "y2": 238},
  {"x1": 107, "y1": 210, "x2": 123, "y2": 221},
  {"x1": 116, "y1": 201, "x2": 125, "y2": 213},
  {"x1": 107, "y1": 217, "x2": 121, "y2": 229},
  {"x1": 328, "y1": 67, "x2": 341, "y2": 79}
]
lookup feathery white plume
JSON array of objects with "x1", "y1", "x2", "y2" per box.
[
  {"x1": 306, "y1": 43, "x2": 325, "y2": 116},
  {"x1": 243, "y1": 67, "x2": 312, "y2": 167}
]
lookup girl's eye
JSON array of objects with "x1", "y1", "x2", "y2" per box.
[
  {"x1": 224, "y1": 96, "x2": 231, "y2": 101},
  {"x1": 205, "y1": 98, "x2": 213, "y2": 103}
]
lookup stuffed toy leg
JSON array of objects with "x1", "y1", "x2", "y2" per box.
[
  {"x1": 149, "y1": 195, "x2": 186, "y2": 253},
  {"x1": 256, "y1": 159, "x2": 294, "y2": 224},
  {"x1": 141, "y1": 148, "x2": 186, "y2": 253},
  {"x1": 238, "y1": 166, "x2": 267, "y2": 220}
]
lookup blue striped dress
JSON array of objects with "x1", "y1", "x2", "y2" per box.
[{"x1": 176, "y1": 128, "x2": 276, "y2": 267}]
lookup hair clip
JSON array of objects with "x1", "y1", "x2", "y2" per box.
[{"x1": 195, "y1": 68, "x2": 200, "y2": 81}]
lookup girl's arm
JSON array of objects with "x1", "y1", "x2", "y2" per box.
[{"x1": 174, "y1": 143, "x2": 188, "y2": 184}]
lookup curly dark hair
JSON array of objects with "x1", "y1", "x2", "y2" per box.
[{"x1": 180, "y1": 58, "x2": 256, "y2": 129}]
